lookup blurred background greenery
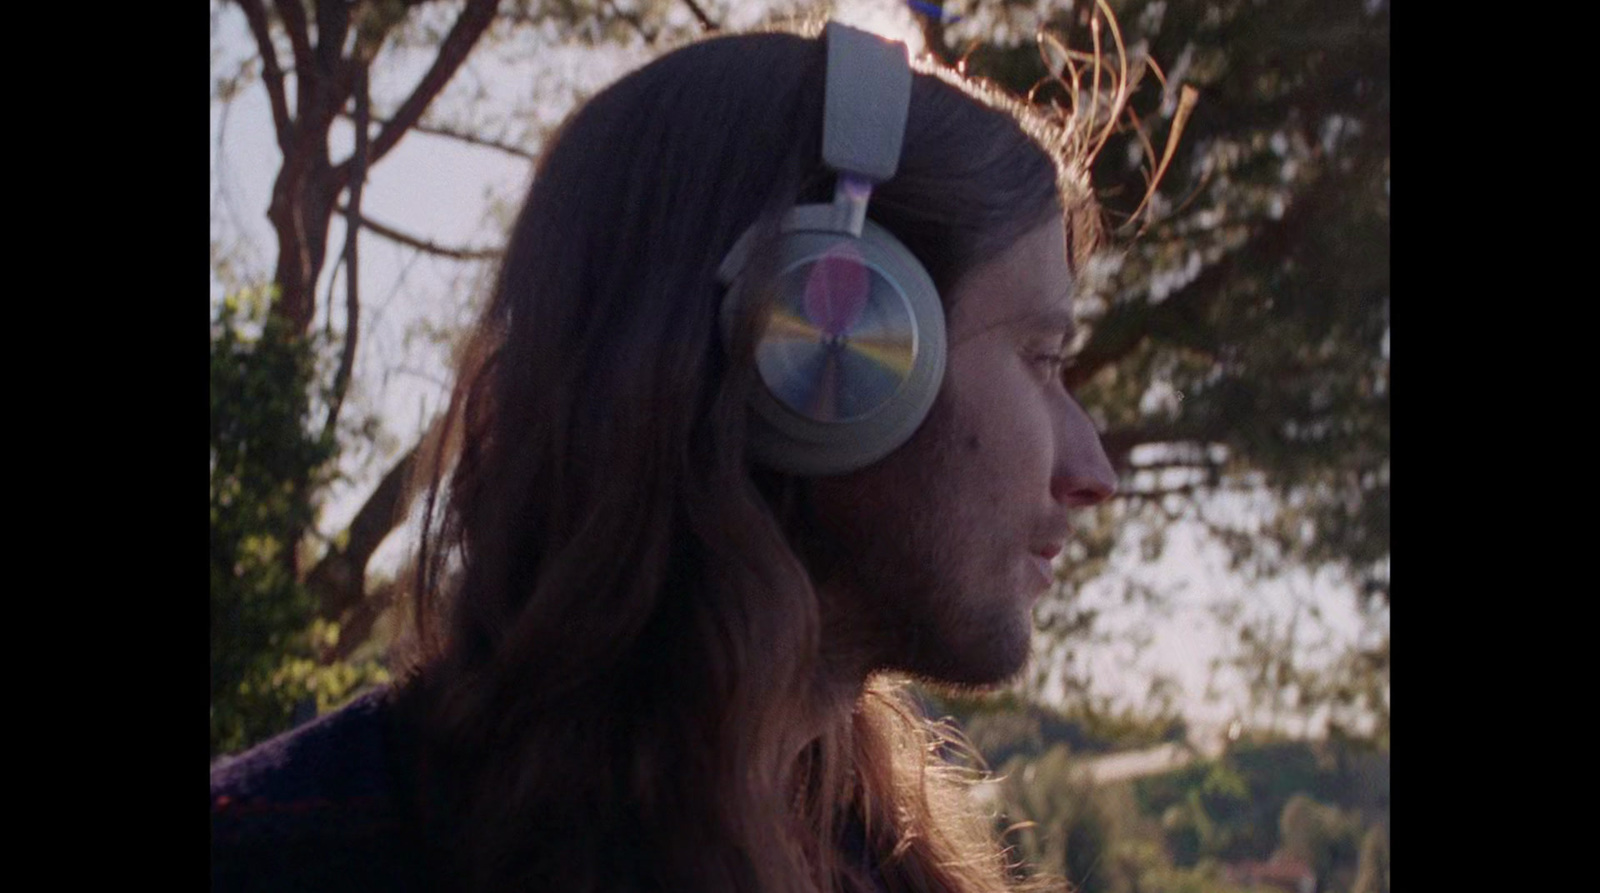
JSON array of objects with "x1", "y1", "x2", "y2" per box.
[{"x1": 210, "y1": 2, "x2": 1388, "y2": 890}]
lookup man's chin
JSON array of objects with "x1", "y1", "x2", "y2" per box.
[{"x1": 899, "y1": 634, "x2": 1033, "y2": 691}]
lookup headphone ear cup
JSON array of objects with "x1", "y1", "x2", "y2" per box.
[{"x1": 722, "y1": 214, "x2": 945, "y2": 476}]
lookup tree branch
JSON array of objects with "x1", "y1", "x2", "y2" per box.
[
  {"x1": 313, "y1": 0, "x2": 353, "y2": 86},
  {"x1": 350, "y1": 0, "x2": 498, "y2": 179},
  {"x1": 326, "y1": 580, "x2": 397, "y2": 663},
  {"x1": 1129, "y1": 458, "x2": 1223, "y2": 474},
  {"x1": 236, "y1": 0, "x2": 293, "y2": 148},
  {"x1": 337, "y1": 204, "x2": 502, "y2": 260},
  {"x1": 1116, "y1": 481, "x2": 1254, "y2": 503},
  {"x1": 1099, "y1": 423, "x2": 1227, "y2": 473},
  {"x1": 307, "y1": 444, "x2": 422, "y2": 623},
  {"x1": 602, "y1": 0, "x2": 656, "y2": 43},
  {"x1": 270, "y1": 0, "x2": 314, "y2": 117},
  {"x1": 323, "y1": 66, "x2": 369, "y2": 446},
  {"x1": 681, "y1": 0, "x2": 717, "y2": 32},
  {"x1": 344, "y1": 112, "x2": 538, "y2": 162},
  {"x1": 298, "y1": 1, "x2": 363, "y2": 160}
]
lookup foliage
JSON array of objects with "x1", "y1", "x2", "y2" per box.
[
  {"x1": 209, "y1": 291, "x2": 388, "y2": 757},
  {"x1": 922, "y1": 686, "x2": 1186, "y2": 768},
  {"x1": 1128, "y1": 855, "x2": 1258, "y2": 893},
  {"x1": 1278, "y1": 793, "x2": 1362, "y2": 882},
  {"x1": 991, "y1": 745, "x2": 1136, "y2": 893},
  {"x1": 1321, "y1": 632, "x2": 1390, "y2": 748},
  {"x1": 211, "y1": 289, "x2": 331, "y2": 755},
  {"x1": 978, "y1": 729, "x2": 1387, "y2": 893},
  {"x1": 1217, "y1": 597, "x2": 1386, "y2": 744},
  {"x1": 1065, "y1": 0, "x2": 1390, "y2": 601},
  {"x1": 1131, "y1": 736, "x2": 1386, "y2": 869}
]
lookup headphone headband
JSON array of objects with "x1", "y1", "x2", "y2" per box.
[
  {"x1": 720, "y1": 24, "x2": 945, "y2": 476},
  {"x1": 822, "y1": 23, "x2": 912, "y2": 184}
]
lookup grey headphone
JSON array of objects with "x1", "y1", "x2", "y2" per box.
[{"x1": 717, "y1": 23, "x2": 946, "y2": 476}]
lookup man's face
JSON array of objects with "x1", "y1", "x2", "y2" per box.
[{"x1": 811, "y1": 218, "x2": 1117, "y2": 687}]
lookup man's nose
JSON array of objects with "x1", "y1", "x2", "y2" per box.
[{"x1": 1051, "y1": 397, "x2": 1117, "y2": 508}]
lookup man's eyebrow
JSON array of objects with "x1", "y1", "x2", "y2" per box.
[{"x1": 953, "y1": 304, "x2": 1079, "y2": 347}]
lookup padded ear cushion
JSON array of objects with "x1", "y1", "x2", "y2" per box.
[{"x1": 722, "y1": 211, "x2": 945, "y2": 476}]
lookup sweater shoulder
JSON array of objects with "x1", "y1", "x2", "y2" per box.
[
  {"x1": 210, "y1": 688, "x2": 426, "y2": 892},
  {"x1": 210, "y1": 687, "x2": 398, "y2": 809}
]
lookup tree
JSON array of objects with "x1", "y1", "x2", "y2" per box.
[
  {"x1": 210, "y1": 0, "x2": 525, "y2": 755},
  {"x1": 210, "y1": 0, "x2": 726, "y2": 754},
  {"x1": 1065, "y1": 0, "x2": 1390, "y2": 602},
  {"x1": 219, "y1": 0, "x2": 494, "y2": 575}
]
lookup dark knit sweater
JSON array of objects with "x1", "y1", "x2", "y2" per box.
[
  {"x1": 211, "y1": 687, "x2": 891, "y2": 892},
  {"x1": 210, "y1": 687, "x2": 432, "y2": 892}
]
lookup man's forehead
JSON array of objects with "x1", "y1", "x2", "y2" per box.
[
  {"x1": 1021, "y1": 304, "x2": 1078, "y2": 338},
  {"x1": 946, "y1": 223, "x2": 1077, "y2": 339}
]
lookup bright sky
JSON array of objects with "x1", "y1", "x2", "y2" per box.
[{"x1": 209, "y1": 0, "x2": 1386, "y2": 744}]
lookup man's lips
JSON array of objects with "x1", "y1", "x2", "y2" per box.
[
  {"x1": 1029, "y1": 546, "x2": 1061, "y2": 591},
  {"x1": 1029, "y1": 525, "x2": 1073, "y2": 590}
]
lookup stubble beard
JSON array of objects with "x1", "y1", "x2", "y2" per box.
[{"x1": 811, "y1": 396, "x2": 1035, "y2": 689}]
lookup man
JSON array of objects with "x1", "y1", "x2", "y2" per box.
[{"x1": 213, "y1": 22, "x2": 1116, "y2": 892}]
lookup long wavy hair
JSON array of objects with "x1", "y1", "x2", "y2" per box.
[{"x1": 404, "y1": 26, "x2": 1104, "y2": 893}]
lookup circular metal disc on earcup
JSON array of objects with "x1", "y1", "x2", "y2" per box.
[
  {"x1": 756, "y1": 243, "x2": 918, "y2": 423},
  {"x1": 737, "y1": 217, "x2": 946, "y2": 477}
]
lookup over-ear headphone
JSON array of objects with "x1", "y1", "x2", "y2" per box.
[{"x1": 717, "y1": 23, "x2": 946, "y2": 477}]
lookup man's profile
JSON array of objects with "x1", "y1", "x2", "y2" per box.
[{"x1": 212, "y1": 21, "x2": 1119, "y2": 893}]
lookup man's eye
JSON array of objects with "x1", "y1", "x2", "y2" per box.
[{"x1": 1032, "y1": 351, "x2": 1070, "y2": 378}]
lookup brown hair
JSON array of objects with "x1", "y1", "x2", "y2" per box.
[{"x1": 405, "y1": 27, "x2": 1098, "y2": 893}]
